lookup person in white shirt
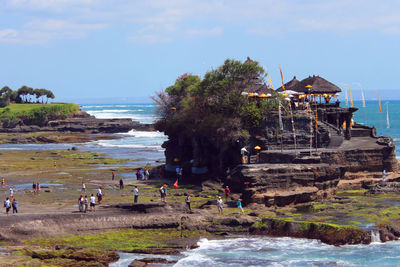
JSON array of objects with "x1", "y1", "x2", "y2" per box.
[
  {"x1": 97, "y1": 187, "x2": 103, "y2": 204},
  {"x1": 133, "y1": 186, "x2": 139, "y2": 203},
  {"x1": 90, "y1": 194, "x2": 96, "y2": 212},
  {"x1": 217, "y1": 197, "x2": 224, "y2": 215}
]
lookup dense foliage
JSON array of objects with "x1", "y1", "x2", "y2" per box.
[
  {"x1": 0, "y1": 85, "x2": 55, "y2": 107},
  {"x1": 153, "y1": 59, "x2": 280, "y2": 151},
  {"x1": 0, "y1": 103, "x2": 79, "y2": 127}
]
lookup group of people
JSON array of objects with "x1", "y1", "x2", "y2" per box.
[
  {"x1": 78, "y1": 194, "x2": 96, "y2": 212},
  {"x1": 32, "y1": 182, "x2": 41, "y2": 195},
  {"x1": 136, "y1": 168, "x2": 150, "y2": 180},
  {"x1": 4, "y1": 197, "x2": 17, "y2": 216},
  {"x1": 216, "y1": 195, "x2": 244, "y2": 215}
]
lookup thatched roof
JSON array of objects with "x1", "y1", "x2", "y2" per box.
[
  {"x1": 277, "y1": 75, "x2": 341, "y2": 94},
  {"x1": 276, "y1": 76, "x2": 300, "y2": 92},
  {"x1": 296, "y1": 75, "x2": 341, "y2": 94}
]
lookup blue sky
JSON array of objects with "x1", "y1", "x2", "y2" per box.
[{"x1": 1, "y1": 0, "x2": 400, "y2": 103}]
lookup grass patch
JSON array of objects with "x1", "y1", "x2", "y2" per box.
[{"x1": 26, "y1": 228, "x2": 205, "y2": 251}]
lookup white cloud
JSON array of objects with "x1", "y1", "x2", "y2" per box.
[{"x1": 2, "y1": 0, "x2": 400, "y2": 45}]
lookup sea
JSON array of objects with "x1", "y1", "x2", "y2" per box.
[{"x1": 4, "y1": 101, "x2": 400, "y2": 266}]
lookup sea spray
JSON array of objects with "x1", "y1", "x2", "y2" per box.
[{"x1": 371, "y1": 230, "x2": 381, "y2": 243}]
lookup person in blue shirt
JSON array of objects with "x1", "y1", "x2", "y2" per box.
[
  {"x1": 12, "y1": 198, "x2": 18, "y2": 214},
  {"x1": 237, "y1": 199, "x2": 244, "y2": 215}
]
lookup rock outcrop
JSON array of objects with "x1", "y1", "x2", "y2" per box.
[
  {"x1": 0, "y1": 110, "x2": 154, "y2": 133},
  {"x1": 229, "y1": 163, "x2": 343, "y2": 206}
]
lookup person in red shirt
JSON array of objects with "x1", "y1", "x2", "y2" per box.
[{"x1": 224, "y1": 186, "x2": 230, "y2": 201}]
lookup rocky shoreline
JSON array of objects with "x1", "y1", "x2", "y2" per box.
[{"x1": 0, "y1": 110, "x2": 154, "y2": 134}]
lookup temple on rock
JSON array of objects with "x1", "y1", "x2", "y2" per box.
[{"x1": 156, "y1": 59, "x2": 397, "y2": 208}]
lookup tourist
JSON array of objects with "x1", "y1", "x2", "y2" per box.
[
  {"x1": 160, "y1": 184, "x2": 166, "y2": 203},
  {"x1": 78, "y1": 195, "x2": 83, "y2": 212},
  {"x1": 217, "y1": 197, "x2": 224, "y2": 215},
  {"x1": 185, "y1": 193, "x2": 191, "y2": 211},
  {"x1": 90, "y1": 194, "x2": 96, "y2": 212},
  {"x1": 139, "y1": 169, "x2": 144, "y2": 180},
  {"x1": 97, "y1": 187, "x2": 103, "y2": 204},
  {"x1": 112, "y1": 170, "x2": 115, "y2": 180},
  {"x1": 12, "y1": 198, "x2": 18, "y2": 214},
  {"x1": 224, "y1": 186, "x2": 230, "y2": 201},
  {"x1": 9, "y1": 187, "x2": 13, "y2": 198},
  {"x1": 83, "y1": 195, "x2": 88, "y2": 213},
  {"x1": 32, "y1": 182, "x2": 36, "y2": 195},
  {"x1": 144, "y1": 169, "x2": 150, "y2": 180},
  {"x1": 237, "y1": 198, "x2": 244, "y2": 215},
  {"x1": 54, "y1": 161, "x2": 57, "y2": 169},
  {"x1": 81, "y1": 182, "x2": 86, "y2": 193},
  {"x1": 1, "y1": 178, "x2": 5, "y2": 187},
  {"x1": 164, "y1": 184, "x2": 168, "y2": 201},
  {"x1": 119, "y1": 178, "x2": 124, "y2": 190},
  {"x1": 133, "y1": 186, "x2": 139, "y2": 203},
  {"x1": 383, "y1": 169, "x2": 387, "y2": 182},
  {"x1": 136, "y1": 169, "x2": 141, "y2": 180},
  {"x1": 37, "y1": 183, "x2": 41, "y2": 195},
  {"x1": 4, "y1": 197, "x2": 10, "y2": 216}
]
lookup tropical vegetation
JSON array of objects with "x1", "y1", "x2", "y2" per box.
[
  {"x1": 0, "y1": 85, "x2": 55, "y2": 107},
  {"x1": 153, "y1": 58, "x2": 280, "y2": 151}
]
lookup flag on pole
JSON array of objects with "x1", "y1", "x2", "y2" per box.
[
  {"x1": 349, "y1": 86, "x2": 354, "y2": 107},
  {"x1": 378, "y1": 94, "x2": 382, "y2": 113},
  {"x1": 278, "y1": 100, "x2": 283, "y2": 131},
  {"x1": 279, "y1": 66, "x2": 285, "y2": 90},
  {"x1": 386, "y1": 103, "x2": 390, "y2": 128},
  {"x1": 267, "y1": 72, "x2": 274, "y2": 90}
]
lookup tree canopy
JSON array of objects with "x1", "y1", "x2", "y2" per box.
[
  {"x1": 153, "y1": 58, "x2": 281, "y2": 152},
  {"x1": 0, "y1": 85, "x2": 55, "y2": 107}
]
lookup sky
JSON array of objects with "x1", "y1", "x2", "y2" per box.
[{"x1": 1, "y1": 0, "x2": 400, "y2": 103}]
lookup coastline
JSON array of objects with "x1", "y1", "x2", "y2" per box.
[{"x1": 0, "y1": 106, "x2": 399, "y2": 265}]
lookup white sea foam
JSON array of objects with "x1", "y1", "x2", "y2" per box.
[{"x1": 121, "y1": 130, "x2": 165, "y2": 138}]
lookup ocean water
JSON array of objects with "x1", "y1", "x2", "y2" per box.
[
  {"x1": 79, "y1": 103, "x2": 167, "y2": 166},
  {"x1": 352, "y1": 100, "x2": 400, "y2": 157},
  {"x1": 109, "y1": 237, "x2": 400, "y2": 267}
]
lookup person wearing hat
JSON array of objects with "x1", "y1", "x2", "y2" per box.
[{"x1": 217, "y1": 197, "x2": 224, "y2": 215}]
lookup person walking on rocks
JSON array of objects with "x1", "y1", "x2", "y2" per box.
[
  {"x1": 78, "y1": 195, "x2": 83, "y2": 212},
  {"x1": 119, "y1": 178, "x2": 124, "y2": 190},
  {"x1": 81, "y1": 182, "x2": 86, "y2": 193},
  {"x1": 383, "y1": 169, "x2": 387, "y2": 182},
  {"x1": 4, "y1": 197, "x2": 10, "y2": 216},
  {"x1": 37, "y1": 183, "x2": 41, "y2": 195},
  {"x1": 32, "y1": 182, "x2": 36, "y2": 195},
  {"x1": 12, "y1": 198, "x2": 18, "y2": 214},
  {"x1": 112, "y1": 170, "x2": 115, "y2": 180},
  {"x1": 97, "y1": 187, "x2": 103, "y2": 204},
  {"x1": 185, "y1": 193, "x2": 191, "y2": 211},
  {"x1": 90, "y1": 194, "x2": 96, "y2": 212},
  {"x1": 9, "y1": 187, "x2": 13, "y2": 198},
  {"x1": 224, "y1": 186, "x2": 230, "y2": 201},
  {"x1": 160, "y1": 184, "x2": 166, "y2": 203},
  {"x1": 217, "y1": 197, "x2": 224, "y2": 215},
  {"x1": 83, "y1": 195, "x2": 88, "y2": 213},
  {"x1": 133, "y1": 186, "x2": 139, "y2": 203},
  {"x1": 237, "y1": 198, "x2": 244, "y2": 215}
]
